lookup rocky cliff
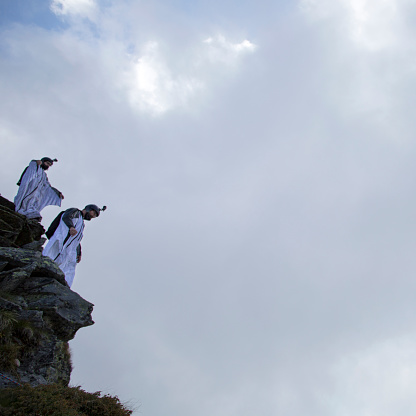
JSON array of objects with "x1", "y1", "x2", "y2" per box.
[{"x1": 0, "y1": 196, "x2": 94, "y2": 388}]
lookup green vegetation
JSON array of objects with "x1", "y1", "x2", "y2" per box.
[{"x1": 0, "y1": 384, "x2": 133, "y2": 416}]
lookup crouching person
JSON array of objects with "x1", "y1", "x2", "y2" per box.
[{"x1": 43, "y1": 204, "x2": 106, "y2": 287}]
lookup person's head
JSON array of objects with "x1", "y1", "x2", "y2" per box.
[
  {"x1": 41, "y1": 157, "x2": 58, "y2": 170},
  {"x1": 82, "y1": 204, "x2": 107, "y2": 221}
]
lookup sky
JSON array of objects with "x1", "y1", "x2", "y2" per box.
[{"x1": 1, "y1": 0, "x2": 416, "y2": 415}]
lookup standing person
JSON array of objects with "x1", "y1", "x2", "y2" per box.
[
  {"x1": 43, "y1": 204, "x2": 106, "y2": 287},
  {"x1": 14, "y1": 157, "x2": 64, "y2": 221}
]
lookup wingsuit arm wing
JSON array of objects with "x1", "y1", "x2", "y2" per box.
[{"x1": 51, "y1": 187, "x2": 63, "y2": 198}]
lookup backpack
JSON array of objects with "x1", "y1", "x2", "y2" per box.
[
  {"x1": 46, "y1": 211, "x2": 65, "y2": 239},
  {"x1": 17, "y1": 166, "x2": 29, "y2": 186}
]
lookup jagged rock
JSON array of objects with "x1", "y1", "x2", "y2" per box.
[
  {"x1": 0, "y1": 262, "x2": 37, "y2": 292},
  {"x1": 0, "y1": 247, "x2": 66, "y2": 290},
  {"x1": 15, "y1": 335, "x2": 72, "y2": 387},
  {"x1": 22, "y1": 237, "x2": 47, "y2": 252},
  {"x1": 0, "y1": 197, "x2": 94, "y2": 389},
  {"x1": 0, "y1": 196, "x2": 44, "y2": 248},
  {"x1": 18, "y1": 309, "x2": 45, "y2": 327},
  {"x1": 23, "y1": 278, "x2": 94, "y2": 341},
  {"x1": 0, "y1": 296, "x2": 23, "y2": 311},
  {"x1": 0, "y1": 195, "x2": 15, "y2": 211}
]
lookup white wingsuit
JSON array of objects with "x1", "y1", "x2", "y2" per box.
[
  {"x1": 43, "y1": 209, "x2": 84, "y2": 288},
  {"x1": 14, "y1": 160, "x2": 62, "y2": 219}
]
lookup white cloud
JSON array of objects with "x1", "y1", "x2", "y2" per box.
[
  {"x1": 50, "y1": 0, "x2": 97, "y2": 19},
  {"x1": 326, "y1": 336, "x2": 416, "y2": 415},
  {"x1": 299, "y1": 0, "x2": 403, "y2": 50},
  {"x1": 6, "y1": 2, "x2": 416, "y2": 416},
  {"x1": 45, "y1": 2, "x2": 258, "y2": 116},
  {"x1": 47, "y1": 2, "x2": 258, "y2": 115},
  {"x1": 297, "y1": 0, "x2": 416, "y2": 137},
  {"x1": 122, "y1": 41, "x2": 203, "y2": 114},
  {"x1": 122, "y1": 36, "x2": 256, "y2": 114},
  {"x1": 203, "y1": 35, "x2": 257, "y2": 65}
]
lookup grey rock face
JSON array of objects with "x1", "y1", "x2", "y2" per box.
[
  {"x1": 0, "y1": 197, "x2": 94, "y2": 389},
  {"x1": 23, "y1": 278, "x2": 94, "y2": 341},
  {"x1": 0, "y1": 247, "x2": 67, "y2": 291},
  {"x1": 0, "y1": 196, "x2": 45, "y2": 248}
]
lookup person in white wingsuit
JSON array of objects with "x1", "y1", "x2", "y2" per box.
[
  {"x1": 14, "y1": 157, "x2": 64, "y2": 221},
  {"x1": 43, "y1": 204, "x2": 107, "y2": 287}
]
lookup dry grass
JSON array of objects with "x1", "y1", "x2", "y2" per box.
[{"x1": 0, "y1": 384, "x2": 133, "y2": 416}]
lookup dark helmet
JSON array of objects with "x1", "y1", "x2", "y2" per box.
[
  {"x1": 41, "y1": 157, "x2": 58, "y2": 164},
  {"x1": 84, "y1": 204, "x2": 107, "y2": 217}
]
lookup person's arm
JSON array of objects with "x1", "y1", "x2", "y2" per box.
[
  {"x1": 76, "y1": 244, "x2": 82, "y2": 263},
  {"x1": 62, "y1": 208, "x2": 81, "y2": 235}
]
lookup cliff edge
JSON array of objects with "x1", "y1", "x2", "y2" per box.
[{"x1": 0, "y1": 196, "x2": 94, "y2": 388}]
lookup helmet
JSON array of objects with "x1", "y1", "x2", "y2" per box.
[
  {"x1": 41, "y1": 157, "x2": 58, "y2": 164},
  {"x1": 84, "y1": 204, "x2": 107, "y2": 216}
]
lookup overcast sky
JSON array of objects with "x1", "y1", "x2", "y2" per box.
[{"x1": 2, "y1": 0, "x2": 416, "y2": 415}]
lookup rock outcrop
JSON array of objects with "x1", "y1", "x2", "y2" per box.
[{"x1": 0, "y1": 196, "x2": 94, "y2": 388}]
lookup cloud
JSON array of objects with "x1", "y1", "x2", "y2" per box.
[
  {"x1": 297, "y1": 0, "x2": 416, "y2": 140},
  {"x1": 203, "y1": 35, "x2": 256, "y2": 64},
  {"x1": 3, "y1": 1, "x2": 416, "y2": 416},
  {"x1": 299, "y1": 0, "x2": 404, "y2": 50},
  {"x1": 123, "y1": 41, "x2": 204, "y2": 114},
  {"x1": 50, "y1": 0, "x2": 98, "y2": 19},
  {"x1": 121, "y1": 35, "x2": 256, "y2": 114},
  {"x1": 47, "y1": 1, "x2": 259, "y2": 115},
  {"x1": 326, "y1": 336, "x2": 416, "y2": 416}
]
